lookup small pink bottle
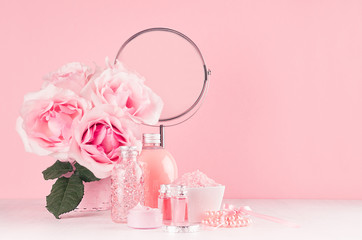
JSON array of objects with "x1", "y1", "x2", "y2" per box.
[
  {"x1": 138, "y1": 134, "x2": 178, "y2": 208},
  {"x1": 158, "y1": 184, "x2": 172, "y2": 222},
  {"x1": 171, "y1": 185, "x2": 188, "y2": 225}
]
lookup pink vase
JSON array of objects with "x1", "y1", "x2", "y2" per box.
[{"x1": 75, "y1": 177, "x2": 111, "y2": 211}]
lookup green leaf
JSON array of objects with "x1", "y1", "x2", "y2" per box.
[
  {"x1": 46, "y1": 175, "x2": 84, "y2": 219},
  {"x1": 42, "y1": 160, "x2": 73, "y2": 180},
  {"x1": 74, "y1": 162, "x2": 100, "y2": 182}
]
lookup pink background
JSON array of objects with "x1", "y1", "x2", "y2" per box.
[{"x1": 1, "y1": 0, "x2": 362, "y2": 199}]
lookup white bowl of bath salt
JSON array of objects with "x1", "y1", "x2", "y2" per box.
[{"x1": 172, "y1": 170, "x2": 225, "y2": 223}]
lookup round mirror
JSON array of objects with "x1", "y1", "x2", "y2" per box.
[{"x1": 115, "y1": 28, "x2": 210, "y2": 127}]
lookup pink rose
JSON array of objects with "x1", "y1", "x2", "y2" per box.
[
  {"x1": 43, "y1": 62, "x2": 94, "y2": 95},
  {"x1": 82, "y1": 59, "x2": 163, "y2": 125},
  {"x1": 16, "y1": 84, "x2": 91, "y2": 160},
  {"x1": 70, "y1": 105, "x2": 141, "y2": 178}
]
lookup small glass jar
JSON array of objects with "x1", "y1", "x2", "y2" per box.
[
  {"x1": 171, "y1": 185, "x2": 188, "y2": 225},
  {"x1": 158, "y1": 184, "x2": 172, "y2": 221}
]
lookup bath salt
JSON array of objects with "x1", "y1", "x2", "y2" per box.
[{"x1": 173, "y1": 170, "x2": 220, "y2": 188}]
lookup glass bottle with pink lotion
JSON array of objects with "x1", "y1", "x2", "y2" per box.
[{"x1": 139, "y1": 134, "x2": 178, "y2": 208}]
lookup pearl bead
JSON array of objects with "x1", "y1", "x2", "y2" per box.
[{"x1": 202, "y1": 211, "x2": 252, "y2": 228}]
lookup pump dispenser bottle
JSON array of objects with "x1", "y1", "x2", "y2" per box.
[{"x1": 138, "y1": 133, "x2": 178, "y2": 208}]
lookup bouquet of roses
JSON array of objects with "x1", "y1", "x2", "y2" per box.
[{"x1": 16, "y1": 59, "x2": 163, "y2": 218}]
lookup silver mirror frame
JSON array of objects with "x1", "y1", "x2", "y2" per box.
[{"x1": 115, "y1": 27, "x2": 211, "y2": 128}]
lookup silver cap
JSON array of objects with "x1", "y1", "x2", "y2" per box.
[
  {"x1": 159, "y1": 184, "x2": 171, "y2": 194},
  {"x1": 143, "y1": 133, "x2": 161, "y2": 144},
  {"x1": 175, "y1": 185, "x2": 187, "y2": 196}
]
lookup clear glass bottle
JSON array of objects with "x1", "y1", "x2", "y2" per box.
[
  {"x1": 138, "y1": 134, "x2": 178, "y2": 208},
  {"x1": 158, "y1": 184, "x2": 172, "y2": 222},
  {"x1": 111, "y1": 146, "x2": 144, "y2": 223},
  {"x1": 171, "y1": 185, "x2": 188, "y2": 225}
]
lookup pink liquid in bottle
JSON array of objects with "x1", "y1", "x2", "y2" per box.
[
  {"x1": 158, "y1": 184, "x2": 172, "y2": 222},
  {"x1": 171, "y1": 185, "x2": 188, "y2": 225},
  {"x1": 139, "y1": 134, "x2": 178, "y2": 208}
]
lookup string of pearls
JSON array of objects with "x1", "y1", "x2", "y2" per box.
[{"x1": 202, "y1": 210, "x2": 252, "y2": 228}]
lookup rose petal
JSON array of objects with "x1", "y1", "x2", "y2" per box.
[{"x1": 70, "y1": 105, "x2": 141, "y2": 178}]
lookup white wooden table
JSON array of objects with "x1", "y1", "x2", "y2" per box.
[{"x1": 1, "y1": 199, "x2": 361, "y2": 240}]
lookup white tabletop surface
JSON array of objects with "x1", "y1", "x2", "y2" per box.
[{"x1": 1, "y1": 199, "x2": 361, "y2": 240}]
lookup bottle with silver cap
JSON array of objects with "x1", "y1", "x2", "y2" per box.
[
  {"x1": 158, "y1": 184, "x2": 172, "y2": 222},
  {"x1": 171, "y1": 185, "x2": 188, "y2": 225},
  {"x1": 111, "y1": 146, "x2": 144, "y2": 223},
  {"x1": 138, "y1": 133, "x2": 178, "y2": 208}
]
